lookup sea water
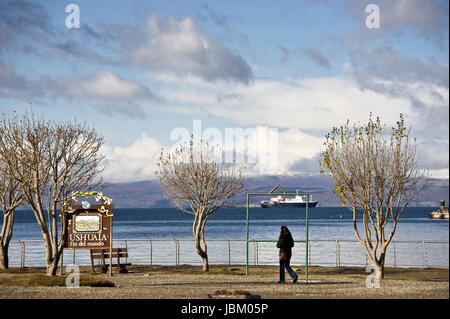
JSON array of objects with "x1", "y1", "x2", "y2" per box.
[
  {"x1": 6, "y1": 207, "x2": 448, "y2": 268},
  {"x1": 10, "y1": 207, "x2": 449, "y2": 241}
]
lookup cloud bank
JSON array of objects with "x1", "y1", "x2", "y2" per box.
[{"x1": 129, "y1": 15, "x2": 253, "y2": 84}]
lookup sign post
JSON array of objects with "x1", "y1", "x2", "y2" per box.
[
  {"x1": 63, "y1": 204, "x2": 112, "y2": 249},
  {"x1": 61, "y1": 191, "x2": 114, "y2": 275}
]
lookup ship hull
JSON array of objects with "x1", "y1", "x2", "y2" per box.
[
  {"x1": 428, "y1": 212, "x2": 449, "y2": 219},
  {"x1": 261, "y1": 201, "x2": 318, "y2": 208}
]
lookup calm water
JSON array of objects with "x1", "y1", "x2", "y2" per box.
[{"x1": 10, "y1": 207, "x2": 449, "y2": 242}]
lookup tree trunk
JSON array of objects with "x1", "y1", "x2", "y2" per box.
[
  {"x1": 47, "y1": 258, "x2": 59, "y2": 276},
  {"x1": 32, "y1": 206, "x2": 61, "y2": 276},
  {"x1": 194, "y1": 228, "x2": 209, "y2": 272},
  {"x1": 379, "y1": 264, "x2": 384, "y2": 279},
  {"x1": 200, "y1": 220, "x2": 209, "y2": 272},
  {"x1": 193, "y1": 211, "x2": 210, "y2": 272},
  {"x1": 40, "y1": 226, "x2": 61, "y2": 276},
  {"x1": 46, "y1": 247, "x2": 63, "y2": 276},
  {"x1": 379, "y1": 250, "x2": 386, "y2": 279},
  {"x1": 202, "y1": 254, "x2": 209, "y2": 272},
  {"x1": 0, "y1": 245, "x2": 9, "y2": 269},
  {"x1": 195, "y1": 235, "x2": 209, "y2": 272},
  {"x1": 374, "y1": 262, "x2": 383, "y2": 281},
  {"x1": 0, "y1": 212, "x2": 15, "y2": 270},
  {"x1": 42, "y1": 234, "x2": 52, "y2": 274}
]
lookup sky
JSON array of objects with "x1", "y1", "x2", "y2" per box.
[{"x1": 0, "y1": 0, "x2": 448, "y2": 183}]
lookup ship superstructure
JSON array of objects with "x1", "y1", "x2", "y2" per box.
[
  {"x1": 261, "y1": 192, "x2": 318, "y2": 208},
  {"x1": 429, "y1": 199, "x2": 449, "y2": 219}
]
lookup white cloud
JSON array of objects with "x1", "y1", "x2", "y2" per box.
[
  {"x1": 157, "y1": 74, "x2": 417, "y2": 131},
  {"x1": 201, "y1": 125, "x2": 323, "y2": 176},
  {"x1": 368, "y1": 0, "x2": 448, "y2": 45},
  {"x1": 318, "y1": 0, "x2": 449, "y2": 46},
  {"x1": 416, "y1": 140, "x2": 449, "y2": 178},
  {"x1": 427, "y1": 169, "x2": 449, "y2": 179},
  {"x1": 251, "y1": 127, "x2": 325, "y2": 175},
  {"x1": 67, "y1": 70, "x2": 153, "y2": 100},
  {"x1": 99, "y1": 123, "x2": 327, "y2": 182},
  {"x1": 148, "y1": 72, "x2": 448, "y2": 178},
  {"x1": 276, "y1": 128, "x2": 324, "y2": 172},
  {"x1": 99, "y1": 123, "x2": 448, "y2": 183},
  {"x1": 129, "y1": 15, "x2": 253, "y2": 84},
  {"x1": 101, "y1": 134, "x2": 162, "y2": 183}
]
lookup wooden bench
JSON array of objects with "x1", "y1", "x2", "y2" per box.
[{"x1": 90, "y1": 248, "x2": 131, "y2": 273}]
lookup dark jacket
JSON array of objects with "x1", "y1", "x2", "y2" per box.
[{"x1": 276, "y1": 228, "x2": 295, "y2": 261}]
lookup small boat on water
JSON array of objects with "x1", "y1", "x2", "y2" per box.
[
  {"x1": 428, "y1": 199, "x2": 449, "y2": 220},
  {"x1": 261, "y1": 191, "x2": 318, "y2": 208}
]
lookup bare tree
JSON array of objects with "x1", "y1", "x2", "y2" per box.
[
  {"x1": 0, "y1": 113, "x2": 104, "y2": 275},
  {"x1": 319, "y1": 114, "x2": 428, "y2": 278},
  {"x1": 0, "y1": 145, "x2": 24, "y2": 269},
  {"x1": 156, "y1": 139, "x2": 246, "y2": 272}
]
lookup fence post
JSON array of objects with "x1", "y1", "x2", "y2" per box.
[
  {"x1": 422, "y1": 241, "x2": 427, "y2": 268},
  {"x1": 20, "y1": 241, "x2": 25, "y2": 268},
  {"x1": 257, "y1": 242, "x2": 260, "y2": 266},
  {"x1": 251, "y1": 242, "x2": 255, "y2": 266},
  {"x1": 174, "y1": 240, "x2": 177, "y2": 266},
  {"x1": 335, "y1": 240, "x2": 340, "y2": 267},
  {"x1": 178, "y1": 240, "x2": 180, "y2": 266},
  {"x1": 308, "y1": 242, "x2": 311, "y2": 267},
  {"x1": 175, "y1": 240, "x2": 179, "y2": 266},
  {"x1": 228, "y1": 240, "x2": 231, "y2": 266},
  {"x1": 393, "y1": 242, "x2": 396, "y2": 268},
  {"x1": 123, "y1": 240, "x2": 129, "y2": 264},
  {"x1": 149, "y1": 240, "x2": 153, "y2": 265}
]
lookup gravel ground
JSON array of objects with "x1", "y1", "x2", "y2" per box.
[{"x1": 0, "y1": 266, "x2": 448, "y2": 299}]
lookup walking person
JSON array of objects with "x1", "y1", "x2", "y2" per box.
[{"x1": 276, "y1": 225, "x2": 298, "y2": 284}]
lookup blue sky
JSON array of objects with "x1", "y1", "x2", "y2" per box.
[{"x1": 1, "y1": 0, "x2": 448, "y2": 182}]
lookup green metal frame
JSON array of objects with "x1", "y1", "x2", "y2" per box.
[{"x1": 245, "y1": 185, "x2": 310, "y2": 278}]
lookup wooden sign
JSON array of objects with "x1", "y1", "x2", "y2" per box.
[{"x1": 63, "y1": 204, "x2": 112, "y2": 249}]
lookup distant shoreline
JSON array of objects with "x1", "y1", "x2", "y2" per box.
[{"x1": 10, "y1": 205, "x2": 447, "y2": 212}]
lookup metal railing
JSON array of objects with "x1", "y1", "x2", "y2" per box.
[{"x1": 6, "y1": 238, "x2": 449, "y2": 269}]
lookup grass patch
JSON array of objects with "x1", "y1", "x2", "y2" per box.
[
  {"x1": 212, "y1": 267, "x2": 245, "y2": 275},
  {"x1": 79, "y1": 276, "x2": 115, "y2": 287},
  {"x1": 306, "y1": 266, "x2": 448, "y2": 281},
  {"x1": 0, "y1": 273, "x2": 115, "y2": 287},
  {"x1": 84, "y1": 271, "x2": 104, "y2": 276},
  {"x1": 26, "y1": 274, "x2": 67, "y2": 287},
  {"x1": 134, "y1": 265, "x2": 247, "y2": 275},
  {"x1": 0, "y1": 267, "x2": 42, "y2": 274}
]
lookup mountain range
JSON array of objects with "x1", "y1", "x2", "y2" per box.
[{"x1": 102, "y1": 175, "x2": 449, "y2": 208}]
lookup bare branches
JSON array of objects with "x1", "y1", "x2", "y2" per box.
[
  {"x1": 0, "y1": 159, "x2": 24, "y2": 269},
  {"x1": 320, "y1": 113, "x2": 428, "y2": 277},
  {"x1": 0, "y1": 115, "x2": 25, "y2": 268},
  {"x1": 156, "y1": 140, "x2": 246, "y2": 215},
  {"x1": 0, "y1": 112, "x2": 104, "y2": 275},
  {"x1": 156, "y1": 139, "x2": 246, "y2": 271}
]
